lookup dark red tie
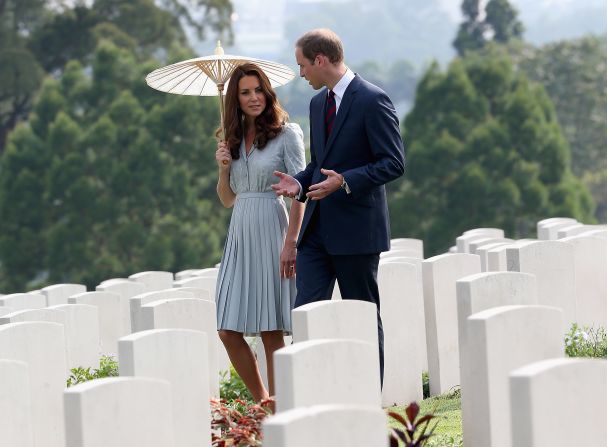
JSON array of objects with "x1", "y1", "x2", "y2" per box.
[{"x1": 325, "y1": 90, "x2": 336, "y2": 141}]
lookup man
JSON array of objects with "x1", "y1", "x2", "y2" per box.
[{"x1": 272, "y1": 28, "x2": 405, "y2": 383}]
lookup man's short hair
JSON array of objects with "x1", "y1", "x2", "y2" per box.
[{"x1": 296, "y1": 28, "x2": 344, "y2": 64}]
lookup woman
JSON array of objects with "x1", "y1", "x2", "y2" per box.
[{"x1": 214, "y1": 62, "x2": 305, "y2": 403}]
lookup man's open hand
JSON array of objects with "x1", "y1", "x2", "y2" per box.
[{"x1": 272, "y1": 171, "x2": 300, "y2": 198}]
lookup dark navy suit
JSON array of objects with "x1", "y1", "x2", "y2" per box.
[{"x1": 294, "y1": 74, "x2": 405, "y2": 383}]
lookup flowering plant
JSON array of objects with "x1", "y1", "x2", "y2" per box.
[{"x1": 211, "y1": 397, "x2": 274, "y2": 447}]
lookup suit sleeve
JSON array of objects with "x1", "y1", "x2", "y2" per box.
[{"x1": 341, "y1": 91, "x2": 405, "y2": 195}]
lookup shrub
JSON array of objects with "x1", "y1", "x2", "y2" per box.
[
  {"x1": 565, "y1": 323, "x2": 607, "y2": 358},
  {"x1": 211, "y1": 397, "x2": 273, "y2": 447},
  {"x1": 219, "y1": 365, "x2": 254, "y2": 403},
  {"x1": 66, "y1": 355, "x2": 119, "y2": 387}
]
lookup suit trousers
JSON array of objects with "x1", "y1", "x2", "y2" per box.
[{"x1": 295, "y1": 205, "x2": 384, "y2": 386}]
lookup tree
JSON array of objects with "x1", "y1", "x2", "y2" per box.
[
  {"x1": 1, "y1": 0, "x2": 234, "y2": 151},
  {"x1": 157, "y1": 0, "x2": 234, "y2": 43},
  {"x1": 511, "y1": 36, "x2": 607, "y2": 221},
  {"x1": 453, "y1": 0, "x2": 485, "y2": 56},
  {"x1": 513, "y1": 37, "x2": 607, "y2": 176},
  {"x1": 453, "y1": 0, "x2": 524, "y2": 56},
  {"x1": 0, "y1": 42, "x2": 229, "y2": 292},
  {"x1": 485, "y1": 0, "x2": 523, "y2": 44},
  {"x1": 389, "y1": 47, "x2": 594, "y2": 255},
  {"x1": 0, "y1": 0, "x2": 47, "y2": 152}
]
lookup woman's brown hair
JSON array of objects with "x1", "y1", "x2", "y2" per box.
[{"x1": 217, "y1": 63, "x2": 288, "y2": 160}]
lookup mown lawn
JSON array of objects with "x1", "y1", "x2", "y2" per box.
[{"x1": 388, "y1": 390, "x2": 463, "y2": 447}]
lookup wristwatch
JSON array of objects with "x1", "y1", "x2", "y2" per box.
[{"x1": 340, "y1": 175, "x2": 351, "y2": 194}]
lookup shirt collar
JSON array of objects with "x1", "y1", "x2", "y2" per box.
[{"x1": 330, "y1": 68, "x2": 355, "y2": 104}]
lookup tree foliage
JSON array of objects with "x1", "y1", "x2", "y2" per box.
[
  {"x1": 510, "y1": 36, "x2": 607, "y2": 221},
  {"x1": 389, "y1": 47, "x2": 594, "y2": 255},
  {"x1": 0, "y1": 40, "x2": 230, "y2": 292},
  {"x1": 0, "y1": 0, "x2": 47, "y2": 152},
  {"x1": 454, "y1": 0, "x2": 524, "y2": 56},
  {"x1": 513, "y1": 37, "x2": 607, "y2": 175},
  {"x1": 0, "y1": 0, "x2": 233, "y2": 152}
]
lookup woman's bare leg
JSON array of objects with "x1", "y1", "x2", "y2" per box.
[
  {"x1": 260, "y1": 330, "x2": 286, "y2": 396},
  {"x1": 218, "y1": 330, "x2": 268, "y2": 402}
]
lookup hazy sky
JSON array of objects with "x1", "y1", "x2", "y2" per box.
[{"x1": 437, "y1": 0, "x2": 604, "y2": 21}]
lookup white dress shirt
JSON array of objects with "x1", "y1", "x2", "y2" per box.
[{"x1": 330, "y1": 68, "x2": 355, "y2": 114}]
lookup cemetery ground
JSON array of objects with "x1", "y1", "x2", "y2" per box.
[
  {"x1": 65, "y1": 354, "x2": 466, "y2": 446},
  {"x1": 4, "y1": 223, "x2": 607, "y2": 446},
  {"x1": 202, "y1": 318, "x2": 602, "y2": 446}
]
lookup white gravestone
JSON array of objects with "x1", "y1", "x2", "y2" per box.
[
  {"x1": 274, "y1": 339, "x2": 381, "y2": 412},
  {"x1": 390, "y1": 237, "x2": 424, "y2": 256},
  {"x1": 129, "y1": 289, "x2": 195, "y2": 333},
  {"x1": 510, "y1": 358, "x2": 607, "y2": 447},
  {"x1": 462, "y1": 305, "x2": 564, "y2": 447},
  {"x1": 263, "y1": 404, "x2": 388, "y2": 447},
  {"x1": 0, "y1": 308, "x2": 70, "y2": 372},
  {"x1": 49, "y1": 304, "x2": 100, "y2": 370},
  {"x1": 506, "y1": 240, "x2": 576, "y2": 327},
  {"x1": 291, "y1": 300, "x2": 381, "y2": 395},
  {"x1": 173, "y1": 275, "x2": 217, "y2": 301},
  {"x1": 128, "y1": 270, "x2": 174, "y2": 292},
  {"x1": 537, "y1": 220, "x2": 578, "y2": 240},
  {"x1": 41, "y1": 283, "x2": 86, "y2": 306},
  {"x1": 378, "y1": 261, "x2": 425, "y2": 405},
  {"x1": 139, "y1": 297, "x2": 219, "y2": 398},
  {"x1": 96, "y1": 279, "x2": 146, "y2": 335},
  {"x1": 0, "y1": 322, "x2": 66, "y2": 447},
  {"x1": 457, "y1": 229, "x2": 505, "y2": 253},
  {"x1": 0, "y1": 306, "x2": 14, "y2": 316},
  {"x1": 0, "y1": 359, "x2": 34, "y2": 447},
  {"x1": 0, "y1": 293, "x2": 46, "y2": 311},
  {"x1": 464, "y1": 228, "x2": 505, "y2": 236},
  {"x1": 468, "y1": 237, "x2": 513, "y2": 255},
  {"x1": 175, "y1": 267, "x2": 219, "y2": 281},
  {"x1": 119, "y1": 329, "x2": 210, "y2": 447},
  {"x1": 560, "y1": 235, "x2": 607, "y2": 328},
  {"x1": 558, "y1": 224, "x2": 607, "y2": 238},
  {"x1": 476, "y1": 242, "x2": 511, "y2": 272},
  {"x1": 456, "y1": 269, "x2": 539, "y2": 438},
  {"x1": 64, "y1": 377, "x2": 174, "y2": 447},
  {"x1": 536, "y1": 217, "x2": 577, "y2": 235},
  {"x1": 423, "y1": 253, "x2": 481, "y2": 395},
  {"x1": 69, "y1": 291, "x2": 122, "y2": 356},
  {"x1": 172, "y1": 286, "x2": 212, "y2": 301}
]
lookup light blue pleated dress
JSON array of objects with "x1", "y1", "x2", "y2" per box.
[{"x1": 216, "y1": 123, "x2": 306, "y2": 335}]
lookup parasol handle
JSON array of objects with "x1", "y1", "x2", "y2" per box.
[{"x1": 217, "y1": 84, "x2": 229, "y2": 166}]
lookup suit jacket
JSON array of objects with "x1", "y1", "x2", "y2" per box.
[{"x1": 294, "y1": 74, "x2": 405, "y2": 255}]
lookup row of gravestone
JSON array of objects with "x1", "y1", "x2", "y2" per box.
[
  {"x1": 0, "y1": 238, "x2": 425, "y2": 446},
  {"x1": 1, "y1": 297, "x2": 605, "y2": 447},
  {"x1": 1, "y1": 220, "x2": 607, "y2": 445},
  {"x1": 264, "y1": 218, "x2": 607, "y2": 446}
]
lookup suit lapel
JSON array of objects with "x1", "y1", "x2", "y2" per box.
[{"x1": 317, "y1": 76, "x2": 359, "y2": 167}]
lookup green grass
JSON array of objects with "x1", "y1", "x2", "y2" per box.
[{"x1": 388, "y1": 389, "x2": 463, "y2": 447}]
